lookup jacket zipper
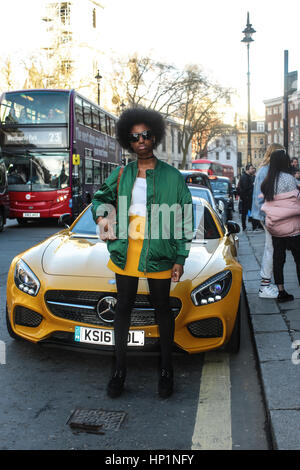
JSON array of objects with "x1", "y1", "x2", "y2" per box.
[{"x1": 144, "y1": 170, "x2": 155, "y2": 274}]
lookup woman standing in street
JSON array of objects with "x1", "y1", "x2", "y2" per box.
[
  {"x1": 251, "y1": 143, "x2": 284, "y2": 298},
  {"x1": 261, "y1": 149, "x2": 300, "y2": 302},
  {"x1": 91, "y1": 108, "x2": 193, "y2": 398}
]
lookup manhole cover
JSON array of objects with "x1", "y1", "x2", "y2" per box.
[{"x1": 67, "y1": 408, "x2": 127, "y2": 434}]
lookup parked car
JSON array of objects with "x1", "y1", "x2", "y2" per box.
[
  {"x1": 208, "y1": 176, "x2": 235, "y2": 222},
  {"x1": 6, "y1": 199, "x2": 242, "y2": 354},
  {"x1": 188, "y1": 184, "x2": 226, "y2": 226},
  {"x1": 0, "y1": 158, "x2": 9, "y2": 232}
]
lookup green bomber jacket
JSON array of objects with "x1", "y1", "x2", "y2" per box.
[{"x1": 91, "y1": 158, "x2": 193, "y2": 273}]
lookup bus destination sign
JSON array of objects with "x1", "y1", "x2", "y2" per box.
[{"x1": 0, "y1": 128, "x2": 68, "y2": 148}]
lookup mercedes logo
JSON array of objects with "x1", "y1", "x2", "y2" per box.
[{"x1": 96, "y1": 296, "x2": 117, "y2": 323}]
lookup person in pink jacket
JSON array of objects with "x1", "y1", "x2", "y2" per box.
[{"x1": 261, "y1": 149, "x2": 300, "y2": 302}]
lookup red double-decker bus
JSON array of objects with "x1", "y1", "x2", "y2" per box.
[
  {"x1": 0, "y1": 89, "x2": 121, "y2": 224},
  {"x1": 192, "y1": 159, "x2": 234, "y2": 182}
]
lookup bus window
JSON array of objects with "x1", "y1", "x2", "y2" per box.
[
  {"x1": 99, "y1": 112, "x2": 105, "y2": 133},
  {"x1": 85, "y1": 158, "x2": 93, "y2": 184},
  {"x1": 75, "y1": 96, "x2": 84, "y2": 125},
  {"x1": 0, "y1": 91, "x2": 69, "y2": 125},
  {"x1": 91, "y1": 106, "x2": 100, "y2": 131},
  {"x1": 93, "y1": 160, "x2": 101, "y2": 184},
  {"x1": 83, "y1": 101, "x2": 92, "y2": 128},
  {"x1": 110, "y1": 119, "x2": 116, "y2": 137},
  {"x1": 105, "y1": 115, "x2": 111, "y2": 135}
]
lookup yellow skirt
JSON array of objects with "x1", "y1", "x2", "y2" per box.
[{"x1": 107, "y1": 215, "x2": 172, "y2": 279}]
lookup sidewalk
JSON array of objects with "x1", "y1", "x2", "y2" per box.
[{"x1": 237, "y1": 225, "x2": 300, "y2": 450}]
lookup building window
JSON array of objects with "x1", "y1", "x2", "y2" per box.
[
  {"x1": 215, "y1": 139, "x2": 220, "y2": 147},
  {"x1": 226, "y1": 139, "x2": 231, "y2": 146},
  {"x1": 290, "y1": 118, "x2": 294, "y2": 127},
  {"x1": 226, "y1": 152, "x2": 231, "y2": 160},
  {"x1": 171, "y1": 129, "x2": 174, "y2": 153},
  {"x1": 274, "y1": 121, "x2": 278, "y2": 130},
  {"x1": 60, "y1": 2, "x2": 71, "y2": 25},
  {"x1": 215, "y1": 151, "x2": 219, "y2": 160},
  {"x1": 60, "y1": 60, "x2": 72, "y2": 74},
  {"x1": 296, "y1": 116, "x2": 299, "y2": 127},
  {"x1": 260, "y1": 137, "x2": 264, "y2": 145},
  {"x1": 268, "y1": 122, "x2": 272, "y2": 131},
  {"x1": 93, "y1": 8, "x2": 96, "y2": 28},
  {"x1": 257, "y1": 122, "x2": 264, "y2": 132},
  {"x1": 177, "y1": 131, "x2": 181, "y2": 154}
]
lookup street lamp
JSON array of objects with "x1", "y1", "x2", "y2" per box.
[
  {"x1": 241, "y1": 12, "x2": 256, "y2": 165},
  {"x1": 95, "y1": 69, "x2": 102, "y2": 106},
  {"x1": 120, "y1": 101, "x2": 126, "y2": 165}
]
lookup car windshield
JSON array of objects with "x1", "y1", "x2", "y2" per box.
[
  {"x1": 210, "y1": 180, "x2": 229, "y2": 195},
  {"x1": 72, "y1": 204, "x2": 220, "y2": 240}
]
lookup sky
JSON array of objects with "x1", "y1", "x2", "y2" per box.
[{"x1": 1, "y1": 0, "x2": 300, "y2": 119}]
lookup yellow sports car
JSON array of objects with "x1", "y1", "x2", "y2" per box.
[{"x1": 6, "y1": 198, "x2": 242, "y2": 354}]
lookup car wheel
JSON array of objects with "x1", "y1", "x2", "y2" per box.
[
  {"x1": 0, "y1": 210, "x2": 4, "y2": 232},
  {"x1": 224, "y1": 297, "x2": 241, "y2": 354},
  {"x1": 6, "y1": 305, "x2": 22, "y2": 341}
]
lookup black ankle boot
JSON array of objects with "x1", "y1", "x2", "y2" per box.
[
  {"x1": 158, "y1": 368, "x2": 173, "y2": 398},
  {"x1": 107, "y1": 369, "x2": 126, "y2": 398},
  {"x1": 277, "y1": 290, "x2": 294, "y2": 302}
]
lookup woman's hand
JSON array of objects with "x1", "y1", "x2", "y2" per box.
[
  {"x1": 171, "y1": 264, "x2": 183, "y2": 282},
  {"x1": 97, "y1": 216, "x2": 117, "y2": 241}
]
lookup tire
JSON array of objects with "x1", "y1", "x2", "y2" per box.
[
  {"x1": 6, "y1": 305, "x2": 22, "y2": 341},
  {"x1": 224, "y1": 297, "x2": 241, "y2": 354}
]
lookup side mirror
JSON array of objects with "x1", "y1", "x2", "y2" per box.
[
  {"x1": 226, "y1": 220, "x2": 240, "y2": 235},
  {"x1": 58, "y1": 213, "x2": 72, "y2": 228},
  {"x1": 218, "y1": 200, "x2": 225, "y2": 213}
]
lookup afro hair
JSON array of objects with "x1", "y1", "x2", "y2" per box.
[{"x1": 116, "y1": 107, "x2": 165, "y2": 152}]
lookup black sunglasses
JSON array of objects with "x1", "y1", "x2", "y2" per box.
[{"x1": 128, "y1": 130, "x2": 153, "y2": 143}]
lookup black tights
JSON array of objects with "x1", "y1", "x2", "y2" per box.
[{"x1": 113, "y1": 274, "x2": 174, "y2": 370}]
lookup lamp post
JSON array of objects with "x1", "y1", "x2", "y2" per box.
[
  {"x1": 95, "y1": 69, "x2": 102, "y2": 106},
  {"x1": 241, "y1": 12, "x2": 256, "y2": 165},
  {"x1": 120, "y1": 101, "x2": 126, "y2": 165}
]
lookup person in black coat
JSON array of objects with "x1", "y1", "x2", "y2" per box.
[{"x1": 239, "y1": 163, "x2": 256, "y2": 231}]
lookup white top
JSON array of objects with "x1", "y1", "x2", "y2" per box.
[{"x1": 129, "y1": 177, "x2": 147, "y2": 216}]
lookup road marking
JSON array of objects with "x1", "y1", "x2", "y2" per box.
[{"x1": 192, "y1": 351, "x2": 232, "y2": 450}]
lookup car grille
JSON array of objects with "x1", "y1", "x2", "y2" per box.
[
  {"x1": 14, "y1": 306, "x2": 43, "y2": 327},
  {"x1": 44, "y1": 290, "x2": 182, "y2": 327},
  {"x1": 187, "y1": 317, "x2": 223, "y2": 338}
]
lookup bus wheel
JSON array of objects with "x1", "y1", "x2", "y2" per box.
[{"x1": 17, "y1": 218, "x2": 28, "y2": 225}]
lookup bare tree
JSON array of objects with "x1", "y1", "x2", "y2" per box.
[
  {"x1": 109, "y1": 53, "x2": 186, "y2": 117},
  {"x1": 176, "y1": 65, "x2": 234, "y2": 168}
]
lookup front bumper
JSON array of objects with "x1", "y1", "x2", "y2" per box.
[{"x1": 6, "y1": 264, "x2": 242, "y2": 355}]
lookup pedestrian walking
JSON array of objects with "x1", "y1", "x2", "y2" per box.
[
  {"x1": 238, "y1": 164, "x2": 256, "y2": 231},
  {"x1": 251, "y1": 143, "x2": 284, "y2": 298},
  {"x1": 261, "y1": 149, "x2": 300, "y2": 302},
  {"x1": 91, "y1": 108, "x2": 193, "y2": 398},
  {"x1": 291, "y1": 157, "x2": 299, "y2": 175}
]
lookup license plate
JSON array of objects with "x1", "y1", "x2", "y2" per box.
[
  {"x1": 74, "y1": 326, "x2": 145, "y2": 346},
  {"x1": 23, "y1": 213, "x2": 40, "y2": 218}
]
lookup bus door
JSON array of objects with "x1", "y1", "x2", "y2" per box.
[{"x1": 71, "y1": 152, "x2": 85, "y2": 218}]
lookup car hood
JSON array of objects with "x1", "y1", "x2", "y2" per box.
[{"x1": 40, "y1": 233, "x2": 220, "y2": 280}]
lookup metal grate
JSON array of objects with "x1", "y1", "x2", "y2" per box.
[
  {"x1": 187, "y1": 317, "x2": 223, "y2": 338},
  {"x1": 14, "y1": 306, "x2": 43, "y2": 327},
  {"x1": 67, "y1": 408, "x2": 127, "y2": 434},
  {"x1": 45, "y1": 290, "x2": 181, "y2": 327}
]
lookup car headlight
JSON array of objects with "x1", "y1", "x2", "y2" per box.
[
  {"x1": 14, "y1": 259, "x2": 40, "y2": 296},
  {"x1": 191, "y1": 270, "x2": 232, "y2": 306}
]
